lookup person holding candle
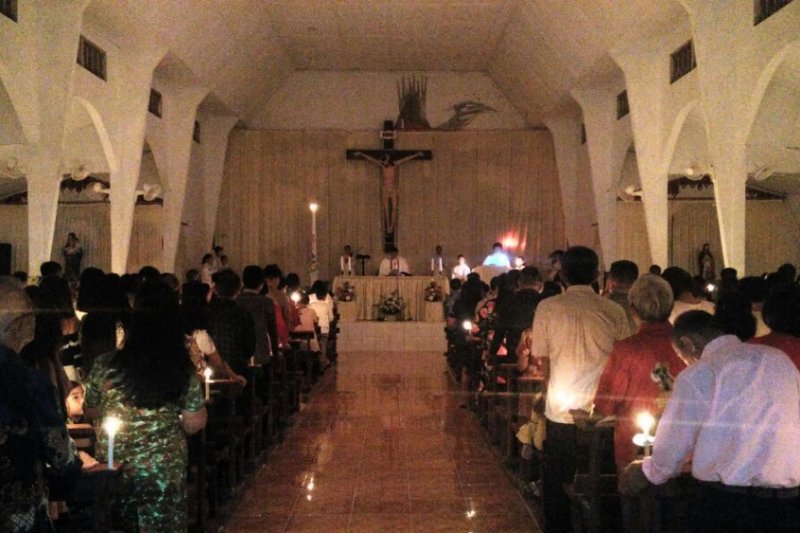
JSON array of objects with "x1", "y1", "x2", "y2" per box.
[
  {"x1": 0, "y1": 277, "x2": 83, "y2": 533},
  {"x1": 529, "y1": 246, "x2": 631, "y2": 533},
  {"x1": 84, "y1": 281, "x2": 207, "y2": 532},
  {"x1": 592, "y1": 274, "x2": 686, "y2": 471},
  {"x1": 620, "y1": 310, "x2": 800, "y2": 533}
]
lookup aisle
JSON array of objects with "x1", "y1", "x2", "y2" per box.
[{"x1": 224, "y1": 352, "x2": 541, "y2": 532}]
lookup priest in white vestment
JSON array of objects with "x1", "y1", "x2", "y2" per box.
[{"x1": 378, "y1": 246, "x2": 411, "y2": 276}]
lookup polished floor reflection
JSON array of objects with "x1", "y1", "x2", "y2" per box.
[{"x1": 224, "y1": 351, "x2": 541, "y2": 532}]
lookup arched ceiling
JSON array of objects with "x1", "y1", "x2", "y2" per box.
[{"x1": 84, "y1": 0, "x2": 687, "y2": 126}]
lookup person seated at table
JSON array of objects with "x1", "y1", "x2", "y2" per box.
[
  {"x1": 84, "y1": 281, "x2": 207, "y2": 533},
  {"x1": 482, "y1": 242, "x2": 511, "y2": 268},
  {"x1": 181, "y1": 281, "x2": 246, "y2": 385},
  {"x1": 0, "y1": 276, "x2": 83, "y2": 533},
  {"x1": 750, "y1": 284, "x2": 800, "y2": 369},
  {"x1": 620, "y1": 310, "x2": 800, "y2": 533},
  {"x1": 378, "y1": 246, "x2": 411, "y2": 276},
  {"x1": 593, "y1": 274, "x2": 685, "y2": 471}
]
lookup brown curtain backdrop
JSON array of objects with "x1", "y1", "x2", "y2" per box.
[
  {"x1": 616, "y1": 199, "x2": 800, "y2": 276},
  {"x1": 0, "y1": 203, "x2": 161, "y2": 275},
  {"x1": 216, "y1": 129, "x2": 565, "y2": 281}
]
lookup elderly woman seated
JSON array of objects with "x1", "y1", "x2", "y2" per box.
[{"x1": 593, "y1": 274, "x2": 686, "y2": 471}]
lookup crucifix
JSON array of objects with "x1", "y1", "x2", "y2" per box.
[{"x1": 346, "y1": 121, "x2": 432, "y2": 251}]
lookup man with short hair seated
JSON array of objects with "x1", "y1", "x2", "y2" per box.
[{"x1": 621, "y1": 310, "x2": 800, "y2": 532}]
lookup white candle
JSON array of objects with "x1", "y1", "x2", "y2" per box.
[
  {"x1": 341, "y1": 256, "x2": 345, "y2": 274},
  {"x1": 103, "y1": 416, "x2": 122, "y2": 469},
  {"x1": 203, "y1": 367, "x2": 213, "y2": 401},
  {"x1": 634, "y1": 411, "x2": 656, "y2": 457},
  {"x1": 309, "y1": 203, "x2": 319, "y2": 283}
]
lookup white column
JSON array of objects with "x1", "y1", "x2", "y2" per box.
[
  {"x1": 571, "y1": 88, "x2": 619, "y2": 267},
  {"x1": 158, "y1": 84, "x2": 209, "y2": 272},
  {"x1": 544, "y1": 116, "x2": 581, "y2": 248},
  {"x1": 200, "y1": 115, "x2": 239, "y2": 250}
]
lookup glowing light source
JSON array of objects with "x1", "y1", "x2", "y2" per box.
[
  {"x1": 203, "y1": 367, "x2": 213, "y2": 401},
  {"x1": 290, "y1": 291, "x2": 301, "y2": 304},
  {"x1": 462, "y1": 320, "x2": 473, "y2": 332},
  {"x1": 633, "y1": 411, "x2": 656, "y2": 456},
  {"x1": 706, "y1": 283, "x2": 716, "y2": 292},
  {"x1": 309, "y1": 202, "x2": 319, "y2": 213},
  {"x1": 636, "y1": 411, "x2": 655, "y2": 435},
  {"x1": 103, "y1": 416, "x2": 122, "y2": 469}
]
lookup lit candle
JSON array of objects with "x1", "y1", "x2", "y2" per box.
[
  {"x1": 203, "y1": 367, "x2": 213, "y2": 401},
  {"x1": 103, "y1": 416, "x2": 122, "y2": 470},
  {"x1": 633, "y1": 411, "x2": 656, "y2": 457},
  {"x1": 309, "y1": 202, "x2": 319, "y2": 283},
  {"x1": 290, "y1": 291, "x2": 301, "y2": 304},
  {"x1": 462, "y1": 320, "x2": 473, "y2": 332}
]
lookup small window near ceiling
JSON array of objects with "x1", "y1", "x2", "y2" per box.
[
  {"x1": 0, "y1": 0, "x2": 17, "y2": 22},
  {"x1": 580, "y1": 123, "x2": 587, "y2": 145},
  {"x1": 77, "y1": 36, "x2": 107, "y2": 81},
  {"x1": 670, "y1": 40, "x2": 696, "y2": 84},
  {"x1": 616, "y1": 90, "x2": 630, "y2": 119},
  {"x1": 755, "y1": 0, "x2": 794, "y2": 24},
  {"x1": 193, "y1": 120, "x2": 201, "y2": 143},
  {"x1": 148, "y1": 89, "x2": 162, "y2": 118}
]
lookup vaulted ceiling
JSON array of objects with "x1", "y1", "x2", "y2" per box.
[{"x1": 85, "y1": 0, "x2": 688, "y2": 126}]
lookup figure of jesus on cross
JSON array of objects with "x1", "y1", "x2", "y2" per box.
[
  {"x1": 351, "y1": 151, "x2": 424, "y2": 236},
  {"x1": 347, "y1": 122, "x2": 432, "y2": 250}
]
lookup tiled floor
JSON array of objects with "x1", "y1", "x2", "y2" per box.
[
  {"x1": 223, "y1": 351, "x2": 541, "y2": 532},
  {"x1": 336, "y1": 322, "x2": 447, "y2": 353}
]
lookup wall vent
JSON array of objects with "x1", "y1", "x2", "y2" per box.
[
  {"x1": 616, "y1": 91, "x2": 630, "y2": 119},
  {"x1": 0, "y1": 0, "x2": 17, "y2": 22},
  {"x1": 193, "y1": 120, "x2": 201, "y2": 143},
  {"x1": 755, "y1": 0, "x2": 794, "y2": 24},
  {"x1": 77, "y1": 36, "x2": 107, "y2": 81},
  {"x1": 580, "y1": 123, "x2": 587, "y2": 145},
  {"x1": 148, "y1": 89, "x2": 162, "y2": 118},
  {"x1": 670, "y1": 40, "x2": 696, "y2": 84}
]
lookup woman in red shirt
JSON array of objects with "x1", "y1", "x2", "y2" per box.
[{"x1": 594, "y1": 274, "x2": 686, "y2": 470}]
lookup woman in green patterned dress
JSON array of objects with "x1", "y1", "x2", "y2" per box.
[{"x1": 85, "y1": 281, "x2": 207, "y2": 532}]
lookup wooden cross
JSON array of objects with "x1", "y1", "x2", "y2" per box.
[{"x1": 346, "y1": 121, "x2": 432, "y2": 251}]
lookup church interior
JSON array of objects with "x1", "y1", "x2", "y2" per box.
[{"x1": 2, "y1": 1, "x2": 800, "y2": 532}]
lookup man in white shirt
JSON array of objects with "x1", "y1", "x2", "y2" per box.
[
  {"x1": 529, "y1": 246, "x2": 630, "y2": 533},
  {"x1": 451, "y1": 255, "x2": 471, "y2": 281},
  {"x1": 621, "y1": 310, "x2": 800, "y2": 532},
  {"x1": 482, "y1": 242, "x2": 511, "y2": 268},
  {"x1": 378, "y1": 246, "x2": 411, "y2": 276}
]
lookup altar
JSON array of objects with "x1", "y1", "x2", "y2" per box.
[{"x1": 333, "y1": 275, "x2": 449, "y2": 322}]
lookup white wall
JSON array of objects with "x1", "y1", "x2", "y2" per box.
[{"x1": 252, "y1": 71, "x2": 528, "y2": 130}]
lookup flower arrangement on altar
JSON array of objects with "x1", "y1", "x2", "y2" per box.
[
  {"x1": 334, "y1": 282, "x2": 355, "y2": 302},
  {"x1": 424, "y1": 280, "x2": 444, "y2": 302},
  {"x1": 378, "y1": 291, "x2": 405, "y2": 315}
]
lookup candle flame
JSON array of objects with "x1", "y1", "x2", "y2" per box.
[
  {"x1": 103, "y1": 416, "x2": 122, "y2": 436},
  {"x1": 636, "y1": 411, "x2": 656, "y2": 434},
  {"x1": 291, "y1": 291, "x2": 301, "y2": 303},
  {"x1": 309, "y1": 202, "x2": 319, "y2": 213},
  {"x1": 203, "y1": 367, "x2": 213, "y2": 381},
  {"x1": 462, "y1": 320, "x2": 473, "y2": 332}
]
